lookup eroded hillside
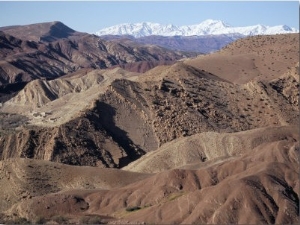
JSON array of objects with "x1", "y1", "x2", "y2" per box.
[
  {"x1": 0, "y1": 31, "x2": 194, "y2": 86},
  {"x1": 0, "y1": 28, "x2": 298, "y2": 224},
  {"x1": 186, "y1": 33, "x2": 299, "y2": 84},
  {"x1": 0, "y1": 61, "x2": 298, "y2": 168},
  {"x1": 2, "y1": 126, "x2": 298, "y2": 224}
]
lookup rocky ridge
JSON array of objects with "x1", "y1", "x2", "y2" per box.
[{"x1": 0, "y1": 60, "x2": 298, "y2": 168}]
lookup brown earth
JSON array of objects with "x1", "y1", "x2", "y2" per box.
[
  {"x1": 0, "y1": 158, "x2": 150, "y2": 218},
  {"x1": 185, "y1": 33, "x2": 299, "y2": 84},
  {"x1": 110, "y1": 60, "x2": 176, "y2": 73},
  {"x1": 0, "y1": 22, "x2": 196, "y2": 87},
  {"x1": 123, "y1": 126, "x2": 299, "y2": 173},
  {"x1": 0, "y1": 31, "x2": 298, "y2": 224},
  {"x1": 0, "y1": 61, "x2": 297, "y2": 168},
  {"x1": 0, "y1": 68, "x2": 145, "y2": 167},
  {"x1": 2, "y1": 125, "x2": 298, "y2": 224},
  {"x1": 0, "y1": 21, "x2": 81, "y2": 42}
]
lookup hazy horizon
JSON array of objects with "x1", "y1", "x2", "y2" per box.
[{"x1": 0, "y1": 1, "x2": 298, "y2": 33}]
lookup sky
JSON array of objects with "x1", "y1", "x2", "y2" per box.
[{"x1": 0, "y1": 1, "x2": 299, "y2": 33}]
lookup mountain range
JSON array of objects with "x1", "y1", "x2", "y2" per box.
[
  {"x1": 100, "y1": 34, "x2": 243, "y2": 54},
  {"x1": 95, "y1": 19, "x2": 298, "y2": 37},
  {"x1": 0, "y1": 22, "x2": 195, "y2": 94}
]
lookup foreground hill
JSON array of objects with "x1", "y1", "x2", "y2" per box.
[
  {"x1": 1, "y1": 125, "x2": 298, "y2": 224},
  {"x1": 0, "y1": 158, "x2": 150, "y2": 216},
  {"x1": 123, "y1": 126, "x2": 299, "y2": 173}
]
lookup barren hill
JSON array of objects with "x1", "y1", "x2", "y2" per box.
[
  {"x1": 0, "y1": 22, "x2": 197, "y2": 105},
  {"x1": 0, "y1": 59, "x2": 298, "y2": 168},
  {"x1": 0, "y1": 21, "x2": 80, "y2": 42},
  {"x1": 123, "y1": 126, "x2": 299, "y2": 173},
  {"x1": 0, "y1": 29, "x2": 190, "y2": 84},
  {"x1": 0, "y1": 158, "x2": 150, "y2": 214},
  {"x1": 3, "y1": 125, "x2": 298, "y2": 224},
  {"x1": 186, "y1": 33, "x2": 299, "y2": 84}
]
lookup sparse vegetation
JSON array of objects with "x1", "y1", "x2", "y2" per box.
[
  {"x1": 34, "y1": 216, "x2": 47, "y2": 224},
  {"x1": 80, "y1": 216, "x2": 102, "y2": 224},
  {"x1": 126, "y1": 206, "x2": 141, "y2": 212},
  {"x1": 168, "y1": 192, "x2": 185, "y2": 201},
  {"x1": 4, "y1": 217, "x2": 31, "y2": 224},
  {"x1": 52, "y1": 215, "x2": 69, "y2": 224}
]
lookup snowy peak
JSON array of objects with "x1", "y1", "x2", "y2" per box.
[
  {"x1": 95, "y1": 19, "x2": 298, "y2": 37},
  {"x1": 198, "y1": 19, "x2": 231, "y2": 28},
  {"x1": 96, "y1": 22, "x2": 180, "y2": 37}
]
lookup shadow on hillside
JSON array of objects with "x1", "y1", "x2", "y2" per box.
[{"x1": 90, "y1": 101, "x2": 145, "y2": 168}]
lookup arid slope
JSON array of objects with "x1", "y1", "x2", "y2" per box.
[
  {"x1": 0, "y1": 158, "x2": 150, "y2": 213},
  {"x1": 0, "y1": 22, "x2": 196, "y2": 87},
  {"x1": 186, "y1": 33, "x2": 299, "y2": 84},
  {"x1": 0, "y1": 59, "x2": 298, "y2": 167},
  {"x1": 5, "y1": 127, "x2": 298, "y2": 224},
  {"x1": 123, "y1": 126, "x2": 299, "y2": 173},
  {"x1": 0, "y1": 21, "x2": 80, "y2": 42},
  {"x1": 0, "y1": 33, "x2": 298, "y2": 224}
]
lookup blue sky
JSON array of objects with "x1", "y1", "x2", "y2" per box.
[{"x1": 0, "y1": 1, "x2": 298, "y2": 33}]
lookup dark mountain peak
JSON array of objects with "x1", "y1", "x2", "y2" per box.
[
  {"x1": 49, "y1": 21, "x2": 75, "y2": 32},
  {"x1": 40, "y1": 21, "x2": 77, "y2": 42},
  {"x1": 0, "y1": 21, "x2": 79, "y2": 42}
]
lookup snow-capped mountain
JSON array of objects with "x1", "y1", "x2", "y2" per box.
[{"x1": 95, "y1": 19, "x2": 298, "y2": 37}]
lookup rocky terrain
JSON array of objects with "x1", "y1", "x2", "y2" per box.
[
  {"x1": 0, "y1": 22, "x2": 298, "y2": 224},
  {"x1": 0, "y1": 21, "x2": 196, "y2": 93}
]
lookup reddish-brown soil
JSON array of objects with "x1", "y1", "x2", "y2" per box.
[{"x1": 0, "y1": 27, "x2": 298, "y2": 224}]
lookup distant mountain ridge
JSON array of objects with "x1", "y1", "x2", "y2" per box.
[
  {"x1": 0, "y1": 21, "x2": 81, "y2": 42},
  {"x1": 101, "y1": 34, "x2": 244, "y2": 54},
  {"x1": 0, "y1": 21, "x2": 196, "y2": 88},
  {"x1": 95, "y1": 19, "x2": 298, "y2": 37}
]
